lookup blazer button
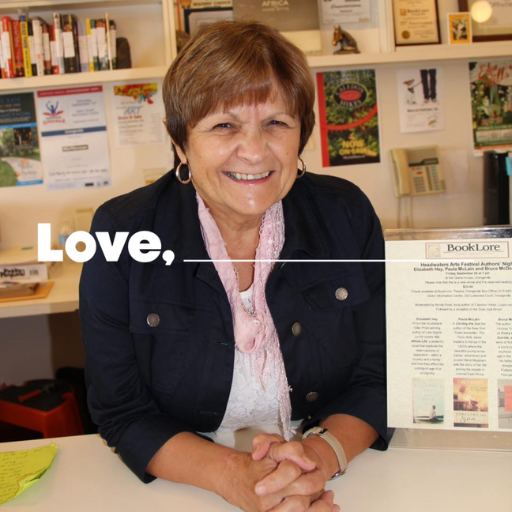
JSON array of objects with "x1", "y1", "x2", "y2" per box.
[
  {"x1": 335, "y1": 287, "x2": 348, "y2": 301},
  {"x1": 291, "y1": 322, "x2": 302, "y2": 336},
  {"x1": 147, "y1": 313, "x2": 160, "y2": 327},
  {"x1": 306, "y1": 392, "x2": 319, "y2": 403}
]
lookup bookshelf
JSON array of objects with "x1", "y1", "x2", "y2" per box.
[{"x1": 0, "y1": 0, "x2": 174, "y2": 92}]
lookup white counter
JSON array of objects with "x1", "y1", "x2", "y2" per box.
[{"x1": 1, "y1": 432, "x2": 511, "y2": 511}]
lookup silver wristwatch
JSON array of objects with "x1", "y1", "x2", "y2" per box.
[{"x1": 302, "y1": 426, "x2": 348, "y2": 480}]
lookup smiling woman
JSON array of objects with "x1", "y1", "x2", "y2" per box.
[{"x1": 80, "y1": 20, "x2": 390, "y2": 512}]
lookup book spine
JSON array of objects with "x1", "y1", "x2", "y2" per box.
[
  {"x1": 96, "y1": 19, "x2": 109, "y2": 71},
  {"x1": 108, "y1": 17, "x2": 117, "y2": 70},
  {"x1": 32, "y1": 19, "x2": 45, "y2": 76},
  {"x1": 0, "y1": 26, "x2": 4, "y2": 79},
  {"x1": 19, "y1": 15, "x2": 32, "y2": 77},
  {"x1": 1, "y1": 17, "x2": 14, "y2": 78},
  {"x1": 77, "y1": 20, "x2": 89, "y2": 72},
  {"x1": 49, "y1": 24, "x2": 59, "y2": 74},
  {"x1": 40, "y1": 20, "x2": 52, "y2": 74},
  {"x1": 27, "y1": 17, "x2": 37, "y2": 75},
  {"x1": 11, "y1": 19, "x2": 25, "y2": 77},
  {"x1": 88, "y1": 19, "x2": 99, "y2": 71},
  {"x1": 53, "y1": 13, "x2": 65, "y2": 74}
]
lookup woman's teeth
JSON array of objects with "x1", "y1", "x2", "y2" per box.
[{"x1": 227, "y1": 171, "x2": 271, "y2": 181}]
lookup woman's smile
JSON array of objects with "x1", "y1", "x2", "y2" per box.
[{"x1": 224, "y1": 170, "x2": 273, "y2": 183}]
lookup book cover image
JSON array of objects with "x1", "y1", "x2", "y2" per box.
[
  {"x1": 0, "y1": 93, "x2": 43, "y2": 188},
  {"x1": 317, "y1": 69, "x2": 380, "y2": 168},
  {"x1": 469, "y1": 60, "x2": 512, "y2": 152},
  {"x1": 453, "y1": 378, "x2": 489, "y2": 428},
  {"x1": 413, "y1": 379, "x2": 445, "y2": 427},
  {"x1": 498, "y1": 379, "x2": 512, "y2": 430}
]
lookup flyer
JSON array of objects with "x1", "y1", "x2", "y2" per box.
[
  {"x1": 319, "y1": 0, "x2": 371, "y2": 25},
  {"x1": 317, "y1": 69, "x2": 380, "y2": 167},
  {"x1": 386, "y1": 227, "x2": 512, "y2": 432},
  {"x1": 396, "y1": 68, "x2": 445, "y2": 133},
  {"x1": 36, "y1": 86, "x2": 111, "y2": 190},
  {"x1": 469, "y1": 60, "x2": 512, "y2": 152},
  {"x1": 112, "y1": 83, "x2": 166, "y2": 147},
  {"x1": 0, "y1": 93, "x2": 43, "y2": 188}
]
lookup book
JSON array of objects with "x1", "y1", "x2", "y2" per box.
[
  {"x1": 53, "y1": 13, "x2": 65, "y2": 74},
  {"x1": 11, "y1": 19, "x2": 25, "y2": 77},
  {"x1": 105, "y1": 13, "x2": 115, "y2": 71},
  {"x1": 86, "y1": 19, "x2": 99, "y2": 72},
  {"x1": 0, "y1": 282, "x2": 39, "y2": 299},
  {"x1": 49, "y1": 24, "x2": 59, "y2": 74},
  {"x1": 0, "y1": 26, "x2": 4, "y2": 78},
  {"x1": 96, "y1": 19, "x2": 109, "y2": 71},
  {"x1": 31, "y1": 18, "x2": 46, "y2": 76},
  {"x1": 61, "y1": 14, "x2": 80, "y2": 73},
  {"x1": 39, "y1": 18, "x2": 52, "y2": 74},
  {"x1": 1, "y1": 17, "x2": 15, "y2": 78},
  {"x1": 27, "y1": 16, "x2": 37, "y2": 76},
  {"x1": 0, "y1": 246, "x2": 60, "y2": 283},
  {"x1": 77, "y1": 20, "x2": 89, "y2": 72},
  {"x1": 19, "y1": 14, "x2": 32, "y2": 77}
]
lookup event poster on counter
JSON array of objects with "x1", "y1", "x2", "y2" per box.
[
  {"x1": 386, "y1": 228, "x2": 512, "y2": 431},
  {"x1": 397, "y1": 68, "x2": 445, "y2": 133},
  {"x1": 469, "y1": 60, "x2": 512, "y2": 152},
  {"x1": 0, "y1": 93, "x2": 43, "y2": 188},
  {"x1": 316, "y1": 69, "x2": 380, "y2": 168},
  {"x1": 36, "y1": 86, "x2": 111, "y2": 190},
  {"x1": 111, "y1": 83, "x2": 166, "y2": 148}
]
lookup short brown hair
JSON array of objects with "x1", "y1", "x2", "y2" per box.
[{"x1": 163, "y1": 21, "x2": 315, "y2": 160}]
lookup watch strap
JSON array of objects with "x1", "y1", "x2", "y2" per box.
[{"x1": 302, "y1": 427, "x2": 348, "y2": 480}]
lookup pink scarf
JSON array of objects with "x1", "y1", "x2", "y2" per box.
[{"x1": 196, "y1": 193, "x2": 293, "y2": 440}]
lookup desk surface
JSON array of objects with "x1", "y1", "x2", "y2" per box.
[
  {"x1": 1, "y1": 433, "x2": 511, "y2": 512},
  {"x1": 0, "y1": 263, "x2": 82, "y2": 319}
]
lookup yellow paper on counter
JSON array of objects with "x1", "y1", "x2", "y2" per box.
[{"x1": 0, "y1": 443, "x2": 58, "y2": 505}]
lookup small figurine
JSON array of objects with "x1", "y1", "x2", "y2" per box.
[{"x1": 332, "y1": 26, "x2": 360, "y2": 55}]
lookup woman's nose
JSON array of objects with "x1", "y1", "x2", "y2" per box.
[{"x1": 236, "y1": 129, "x2": 269, "y2": 164}]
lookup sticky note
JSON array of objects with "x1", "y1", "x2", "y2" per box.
[{"x1": 0, "y1": 443, "x2": 58, "y2": 505}]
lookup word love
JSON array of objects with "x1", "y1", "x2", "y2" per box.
[{"x1": 37, "y1": 224, "x2": 175, "y2": 266}]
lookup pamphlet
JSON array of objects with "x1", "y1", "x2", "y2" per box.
[
  {"x1": 469, "y1": 60, "x2": 512, "y2": 152},
  {"x1": 35, "y1": 86, "x2": 111, "y2": 190},
  {"x1": 386, "y1": 227, "x2": 512, "y2": 432},
  {"x1": 0, "y1": 93, "x2": 43, "y2": 187},
  {"x1": 317, "y1": 69, "x2": 380, "y2": 167}
]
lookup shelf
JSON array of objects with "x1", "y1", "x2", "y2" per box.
[
  {"x1": 0, "y1": 0, "x2": 162, "y2": 13},
  {"x1": 0, "y1": 66, "x2": 168, "y2": 92},
  {"x1": 308, "y1": 41, "x2": 512, "y2": 69}
]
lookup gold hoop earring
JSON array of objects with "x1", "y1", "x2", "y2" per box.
[
  {"x1": 176, "y1": 162, "x2": 191, "y2": 185},
  {"x1": 297, "y1": 157, "x2": 306, "y2": 178}
]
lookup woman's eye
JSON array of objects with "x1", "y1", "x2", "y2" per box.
[
  {"x1": 268, "y1": 120, "x2": 287, "y2": 127},
  {"x1": 213, "y1": 123, "x2": 232, "y2": 129}
]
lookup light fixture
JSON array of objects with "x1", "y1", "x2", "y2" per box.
[{"x1": 470, "y1": 0, "x2": 493, "y2": 23}]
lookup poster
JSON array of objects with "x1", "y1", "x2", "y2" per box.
[
  {"x1": 386, "y1": 227, "x2": 512, "y2": 431},
  {"x1": 112, "y1": 83, "x2": 166, "y2": 147},
  {"x1": 0, "y1": 93, "x2": 43, "y2": 187},
  {"x1": 36, "y1": 86, "x2": 111, "y2": 190},
  {"x1": 320, "y1": 0, "x2": 371, "y2": 25},
  {"x1": 317, "y1": 69, "x2": 380, "y2": 167},
  {"x1": 469, "y1": 60, "x2": 512, "y2": 152},
  {"x1": 397, "y1": 68, "x2": 445, "y2": 133}
]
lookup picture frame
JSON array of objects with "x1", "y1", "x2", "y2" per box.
[
  {"x1": 458, "y1": 0, "x2": 512, "y2": 41},
  {"x1": 184, "y1": 7, "x2": 233, "y2": 36},
  {"x1": 392, "y1": 0, "x2": 441, "y2": 46},
  {"x1": 448, "y1": 12, "x2": 472, "y2": 44}
]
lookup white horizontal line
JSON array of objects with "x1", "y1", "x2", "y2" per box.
[{"x1": 183, "y1": 259, "x2": 477, "y2": 263}]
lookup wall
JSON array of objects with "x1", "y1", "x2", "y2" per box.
[{"x1": 0, "y1": 0, "x2": 496, "y2": 384}]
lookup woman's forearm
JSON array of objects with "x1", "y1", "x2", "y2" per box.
[
  {"x1": 147, "y1": 432, "x2": 239, "y2": 496},
  {"x1": 301, "y1": 414, "x2": 379, "y2": 479}
]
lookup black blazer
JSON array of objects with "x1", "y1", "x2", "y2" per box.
[{"x1": 79, "y1": 171, "x2": 389, "y2": 482}]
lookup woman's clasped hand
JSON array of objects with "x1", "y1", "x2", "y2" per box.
[{"x1": 221, "y1": 434, "x2": 338, "y2": 512}]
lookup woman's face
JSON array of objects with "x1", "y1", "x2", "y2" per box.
[{"x1": 176, "y1": 91, "x2": 301, "y2": 226}]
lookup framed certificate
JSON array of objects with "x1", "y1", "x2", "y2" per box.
[
  {"x1": 458, "y1": 0, "x2": 512, "y2": 41},
  {"x1": 392, "y1": 0, "x2": 441, "y2": 46}
]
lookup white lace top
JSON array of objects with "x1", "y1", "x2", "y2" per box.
[{"x1": 216, "y1": 285, "x2": 280, "y2": 433}]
